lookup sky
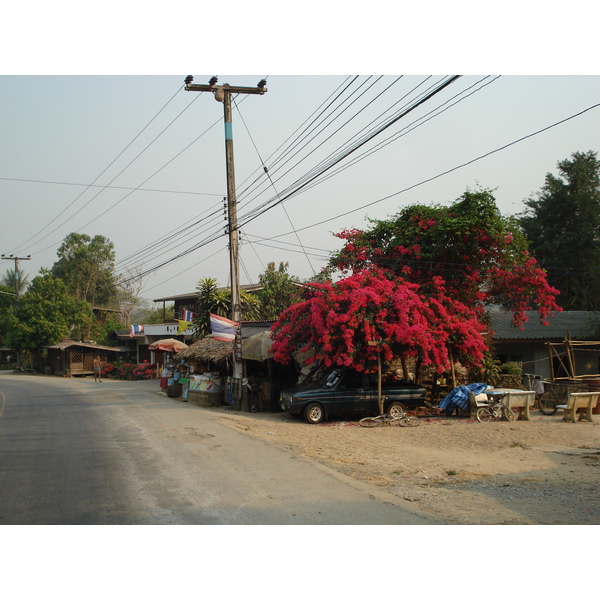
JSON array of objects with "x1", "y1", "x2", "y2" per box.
[{"x1": 2, "y1": 73, "x2": 599, "y2": 304}]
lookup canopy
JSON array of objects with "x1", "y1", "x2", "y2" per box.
[
  {"x1": 242, "y1": 331, "x2": 274, "y2": 362},
  {"x1": 148, "y1": 338, "x2": 189, "y2": 353}
]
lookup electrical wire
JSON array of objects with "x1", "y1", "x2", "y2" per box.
[
  {"x1": 0, "y1": 176, "x2": 223, "y2": 197},
  {"x1": 233, "y1": 96, "x2": 317, "y2": 276},
  {"x1": 118, "y1": 77, "x2": 464, "y2": 282},
  {"x1": 237, "y1": 76, "x2": 463, "y2": 229},
  {"x1": 9, "y1": 85, "x2": 185, "y2": 254}
]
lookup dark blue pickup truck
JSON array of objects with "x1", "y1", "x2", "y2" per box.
[{"x1": 279, "y1": 368, "x2": 426, "y2": 424}]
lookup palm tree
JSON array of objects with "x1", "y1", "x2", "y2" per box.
[
  {"x1": 192, "y1": 277, "x2": 262, "y2": 338},
  {"x1": 1, "y1": 269, "x2": 30, "y2": 296}
]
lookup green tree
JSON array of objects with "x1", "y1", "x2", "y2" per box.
[
  {"x1": 256, "y1": 261, "x2": 302, "y2": 319},
  {"x1": 518, "y1": 151, "x2": 600, "y2": 310},
  {"x1": 0, "y1": 284, "x2": 16, "y2": 345},
  {"x1": 1, "y1": 269, "x2": 30, "y2": 296},
  {"x1": 51, "y1": 233, "x2": 117, "y2": 307},
  {"x1": 131, "y1": 300, "x2": 175, "y2": 324},
  {"x1": 3, "y1": 270, "x2": 92, "y2": 353}
]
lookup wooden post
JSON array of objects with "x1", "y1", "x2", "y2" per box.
[
  {"x1": 378, "y1": 350, "x2": 383, "y2": 414},
  {"x1": 547, "y1": 342, "x2": 555, "y2": 380},
  {"x1": 368, "y1": 340, "x2": 383, "y2": 413},
  {"x1": 449, "y1": 346, "x2": 456, "y2": 388},
  {"x1": 400, "y1": 356, "x2": 408, "y2": 381},
  {"x1": 565, "y1": 335, "x2": 576, "y2": 379}
]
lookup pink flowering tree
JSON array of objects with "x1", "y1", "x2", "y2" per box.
[
  {"x1": 327, "y1": 189, "x2": 561, "y2": 328},
  {"x1": 271, "y1": 269, "x2": 488, "y2": 376},
  {"x1": 271, "y1": 190, "x2": 560, "y2": 383}
]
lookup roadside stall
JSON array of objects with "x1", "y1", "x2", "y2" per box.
[
  {"x1": 173, "y1": 337, "x2": 233, "y2": 407},
  {"x1": 148, "y1": 338, "x2": 189, "y2": 397}
]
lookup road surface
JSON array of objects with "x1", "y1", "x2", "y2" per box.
[{"x1": 0, "y1": 373, "x2": 442, "y2": 525}]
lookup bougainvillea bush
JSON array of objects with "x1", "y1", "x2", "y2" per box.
[
  {"x1": 271, "y1": 269, "x2": 488, "y2": 375},
  {"x1": 101, "y1": 361, "x2": 157, "y2": 380},
  {"x1": 271, "y1": 190, "x2": 561, "y2": 375}
]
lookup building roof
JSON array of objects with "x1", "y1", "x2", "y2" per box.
[
  {"x1": 153, "y1": 284, "x2": 265, "y2": 303},
  {"x1": 44, "y1": 340, "x2": 124, "y2": 352},
  {"x1": 489, "y1": 307, "x2": 600, "y2": 341},
  {"x1": 152, "y1": 282, "x2": 308, "y2": 303}
]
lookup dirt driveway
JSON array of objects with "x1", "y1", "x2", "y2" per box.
[{"x1": 207, "y1": 406, "x2": 600, "y2": 525}]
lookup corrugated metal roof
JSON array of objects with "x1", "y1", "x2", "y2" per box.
[{"x1": 488, "y1": 307, "x2": 600, "y2": 340}]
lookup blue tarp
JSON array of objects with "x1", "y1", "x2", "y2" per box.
[{"x1": 438, "y1": 383, "x2": 488, "y2": 415}]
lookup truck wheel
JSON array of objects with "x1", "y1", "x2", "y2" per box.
[
  {"x1": 388, "y1": 402, "x2": 407, "y2": 418},
  {"x1": 304, "y1": 402, "x2": 325, "y2": 424}
]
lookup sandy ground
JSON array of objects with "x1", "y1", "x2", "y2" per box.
[{"x1": 202, "y1": 404, "x2": 600, "y2": 525}]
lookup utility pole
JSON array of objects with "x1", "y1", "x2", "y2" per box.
[
  {"x1": 1, "y1": 254, "x2": 31, "y2": 370},
  {"x1": 185, "y1": 75, "x2": 267, "y2": 404}
]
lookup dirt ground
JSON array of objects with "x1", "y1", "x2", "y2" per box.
[{"x1": 206, "y1": 405, "x2": 600, "y2": 525}]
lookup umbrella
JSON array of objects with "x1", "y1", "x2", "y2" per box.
[
  {"x1": 242, "y1": 331, "x2": 274, "y2": 362},
  {"x1": 148, "y1": 338, "x2": 189, "y2": 353}
]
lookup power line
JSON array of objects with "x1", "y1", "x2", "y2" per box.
[
  {"x1": 263, "y1": 100, "x2": 600, "y2": 244},
  {"x1": 238, "y1": 76, "x2": 463, "y2": 229},
  {"x1": 0, "y1": 176, "x2": 223, "y2": 197},
  {"x1": 116, "y1": 88, "x2": 600, "y2": 288},
  {"x1": 9, "y1": 85, "x2": 185, "y2": 254},
  {"x1": 233, "y1": 96, "x2": 317, "y2": 276}
]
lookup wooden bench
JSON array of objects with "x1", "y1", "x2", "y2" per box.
[
  {"x1": 502, "y1": 390, "x2": 536, "y2": 421},
  {"x1": 557, "y1": 392, "x2": 598, "y2": 423}
]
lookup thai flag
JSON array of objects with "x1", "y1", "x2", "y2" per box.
[
  {"x1": 129, "y1": 324, "x2": 144, "y2": 338},
  {"x1": 210, "y1": 313, "x2": 238, "y2": 342},
  {"x1": 183, "y1": 309, "x2": 195, "y2": 322}
]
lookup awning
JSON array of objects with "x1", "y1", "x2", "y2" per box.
[{"x1": 148, "y1": 338, "x2": 189, "y2": 353}]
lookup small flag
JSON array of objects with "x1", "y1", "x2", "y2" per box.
[
  {"x1": 210, "y1": 313, "x2": 238, "y2": 342},
  {"x1": 177, "y1": 320, "x2": 191, "y2": 335},
  {"x1": 183, "y1": 309, "x2": 195, "y2": 322},
  {"x1": 129, "y1": 324, "x2": 144, "y2": 338}
]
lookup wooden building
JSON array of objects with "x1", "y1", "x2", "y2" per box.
[{"x1": 45, "y1": 340, "x2": 123, "y2": 376}]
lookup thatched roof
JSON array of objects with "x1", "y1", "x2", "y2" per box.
[{"x1": 173, "y1": 336, "x2": 232, "y2": 363}]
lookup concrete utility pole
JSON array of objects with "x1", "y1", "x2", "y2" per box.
[{"x1": 184, "y1": 75, "x2": 267, "y2": 401}]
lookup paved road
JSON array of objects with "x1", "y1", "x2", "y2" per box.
[{"x1": 0, "y1": 373, "x2": 442, "y2": 525}]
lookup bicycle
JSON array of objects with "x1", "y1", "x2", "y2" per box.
[
  {"x1": 476, "y1": 398, "x2": 516, "y2": 423},
  {"x1": 359, "y1": 410, "x2": 420, "y2": 428}
]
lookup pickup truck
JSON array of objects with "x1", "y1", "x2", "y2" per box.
[{"x1": 279, "y1": 368, "x2": 426, "y2": 424}]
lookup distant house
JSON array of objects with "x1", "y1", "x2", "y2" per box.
[
  {"x1": 152, "y1": 281, "x2": 308, "y2": 321},
  {"x1": 489, "y1": 307, "x2": 600, "y2": 380},
  {"x1": 152, "y1": 284, "x2": 265, "y2": 321},
  {"x1": 44, "y1": 340, "x2": 124, "y2": 376}
]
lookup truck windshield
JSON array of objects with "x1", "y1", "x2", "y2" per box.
[{"x1": 324, "y1": 370, "x2": 342, "y2": 388}]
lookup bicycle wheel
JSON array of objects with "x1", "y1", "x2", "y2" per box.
[
  {"x1": 359, "y1": 416, "x2": 381, "y2": 428},
  {"x1": 476, "y1": 407, "x2": 493, "y2": 423},
  {"x1": 538, "y1": 394, "x2": 558, "y2": 416},
  {"x1": 399, "y1": 416, "x2": 420, "y2": 427},
  {"x1": 503, "y1": 406, "x2": 516, "y2": 422}
]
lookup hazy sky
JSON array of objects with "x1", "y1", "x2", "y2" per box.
[
  {"x1": 2, "y1": 74, "x2": 599, "y2": 302},
  {"x1": 2, "y1": 5, "x2": 599, "y2": 309}
]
